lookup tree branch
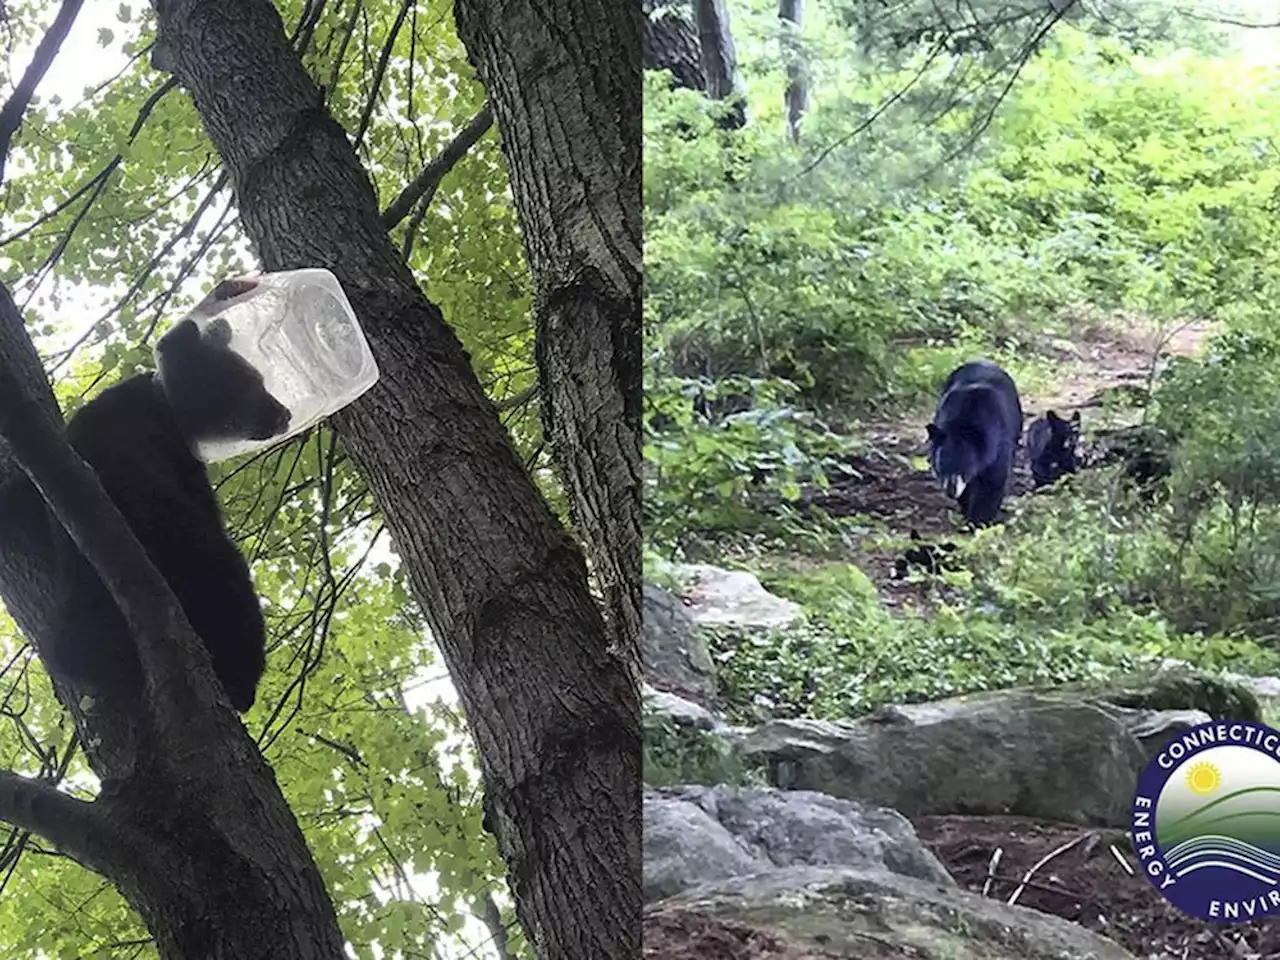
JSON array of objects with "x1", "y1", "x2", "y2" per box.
[
  {"x1": 0, "y1": 0, "x2": 85, "y2": 183},
  {"x1": 48, "y1": 168, "x2": 232, "y2": 374},
  {"x1": 494, "y1": 383, "x2": 537, "y2": 412},
  {"x1": 0, "y1": 770, "x2": 108, "y2": 868},
  {"x1": 381, "y1": 103, "x2": 494, "y2": 229},
  {"x1": 481, "y1": 890, "x2": 515, "y2": 960}
]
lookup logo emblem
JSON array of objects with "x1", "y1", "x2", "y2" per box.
[{"x1": 1130, "y1": 720, "x2": 1280, "y2": 922}]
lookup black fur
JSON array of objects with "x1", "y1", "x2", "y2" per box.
[
  {"x1": 34, "y1": 314, "x2": 290, "y2": 711},
  {"x1": 1092, "y1": 423, "x2": 1174, "y2": 494},
  {"x1": 891, "y1": 530, "x2": 960, "y2": 579},
  {"x1": 1027, "y1": 409, "x2": 1080, "y2": 488},
  {"x1": 926, "y1": 360, "x2": 1023, "y2": 527}
]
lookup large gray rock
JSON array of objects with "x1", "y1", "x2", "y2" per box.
[
  {"x1": 671, "y1": 563, "x2": 804, "y2": 630},
  {"x1": 1118, "y1": 705, "x2": 1213, "y2": 757},
  {"x1": 1085, "y1": 662, "x2": 1262, "y2": 723},
  {"x1": 643, "y1": 691, "x2": 745, "y2": 789},
  {"x1": 644, "y1": 785, "x2": 951, "y2": 902},
  {"x1": 644, "y1": 790, "x2": 762, "y2": 902},
  {"x1": 1223, "y1": 672, "x2": 1280, "y2": 701},
  {"x1": 1056, "y1": 663, "x2": 1261, "y2": 759},
  {"x1": 643, "y1": 684, "x2": 721, "y2": 731},
  {"x1": 642, "y1": 584, "x2": 717, "y2": 702},
  {"x1": 737, "y1": 691, "x2": 1149, "y2": 826},
  {"x1": 646, "y1": 865, "x2": 1136, "y2": 959}
]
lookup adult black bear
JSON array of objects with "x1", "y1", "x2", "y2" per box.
[
  {"x1": 1027, "y1": 409, "x2": 1081, "y2": 488},
  {"x1": 22, "y1": 291, "x2": 290, "y2": 712},
  {"x1": 926, "y1": 360, "x2": 1023, "y2": 527}
]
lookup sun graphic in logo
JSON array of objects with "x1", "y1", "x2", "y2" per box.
[{"x1": 1185, "y1": 761, "x2": 1223, "y2": 796}]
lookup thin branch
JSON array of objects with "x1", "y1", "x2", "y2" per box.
[
  {"x1": 290, "y1": 0, "x2": 329, "y2": 57},
  {"x1": 400, "y1": 189, "x2": 430, "y2": 260},
  {"x1": 0, "y1": 160, "x2": 114, "y2": 248},
  {"x1": 480, "y1": 891, "x2": 515, "y2": 960},
  {"x1": 47, "y1": 169, "x2": 232, "y2": 373},
  {"x1": 137, "y1": 184, "x2": 240, "y2": 341},
  {"x1": 0, "y1": 0, "x2": 84, "y2": 183},
  {"x1": 981, "y1": 846, "x2": 1002, "y2": 897},
  {"x1": 910, "y1": 3, "x2": 1068, "y2": 186},
  {"x1": 82, "y1": 40, "x2": 155, "y2": 103},
  {"x1": 1007, "y1": 831, "x2": 1093, "y2": 906},
  {"x1": 325, "y1": 0, "x2": 364, "y2": 106},
  {"x1": 19, "y1": 164, "x2": 117, "y2": 310},
  {"x1": 1172, "y1": 5, "x2": 1280, "y2": 28},
  {"x1": 354, "y1": 0, "x2": 413, "y2": 148},
  {"x1": 793, "y1": 41, "x2": 946, "y2": 181},
  {"x1": 15, "y1": 77, "x2": 179, "y2": 308},
  {"x1": 495, "y1": 383, "x2": 537, "y2": 412},
  {"x1": 382, "y1": 103, "x2": 494, "y2": 228}
]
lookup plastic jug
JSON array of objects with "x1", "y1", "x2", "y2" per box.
[{"x1": 160, "y1": 268, "x2": 379, "y2": 463}]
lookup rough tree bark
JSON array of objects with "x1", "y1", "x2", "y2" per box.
[
  {"x1": 451, "y1": 0, "x2": 643, "y2": 673},
  {"x1": 644, "y1": 0, "x2": 706, "y2": 91},
  {"x1": 148, "y1": 0, "x2": 643, "y2": 957},
  {"x1": 0, "y1": 282, "x2": 347, "y2": 960},
  {"x1": 779, "y1": 0, "x2": 808, "y2": 142}
]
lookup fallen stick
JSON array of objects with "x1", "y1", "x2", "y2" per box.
[
  {"x1": 1008, "y1": 832, "x2": 1095, "y2": 906},
  {"x1": 981, "y1": 847, "x2": 1003, "y2": 898},
  {"x1": 1108, "y1": 843, "x2": 1135, "y2": 876}
]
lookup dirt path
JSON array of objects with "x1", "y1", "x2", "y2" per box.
[
  {"x1": 914, "y1": 814, "x2": 1279, "y2": 960},
  {"x1": 807, "y1": 317, "x2": 1214, "y2": 607},
  {"x1": 1022, "y1": 316, "x2": 1213, "y2": 417}
]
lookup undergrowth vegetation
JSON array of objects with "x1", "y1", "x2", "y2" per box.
[{"x1": 644, "y1": 4, "x2": 1280, "y2": 730}]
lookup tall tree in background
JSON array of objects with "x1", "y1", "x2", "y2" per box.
[
  {"x1": 694, "y1": 0, "x2": 747, "y2": 127},
  {"x1": 645, "y1": 0, "x2": 746, "y2": 128},
  {"x1": 645, "y1": 0, "x2": 706, "y2": 91},
  {"x1": 0, "y1": 0, "x2": 642, "y2": 956},
  {"x1": 779, "y1": 0, "x2": 808, "y2": 141}
]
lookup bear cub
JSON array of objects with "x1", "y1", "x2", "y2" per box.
[
  {"x1": 891, "y1": 530, "x2": 960, "y2": 579},
  {"x1": 37, "y1": 306, "x2": 291, "y2": 712},
  {"x1": 1027, "y1": 409, "x2": 1080, "y2": 489},
  {"x1": 926, "y1": 360, "x2": 1023, "y2": 527}
]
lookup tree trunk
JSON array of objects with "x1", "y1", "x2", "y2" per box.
[
  {"x1": 693, "y1": 0, "x2": 747, "y2": 128},
  {"x1": 452, "y1": 0, "x2": 643, "y2": 674},
  {"x1": 148, "y1": 1, "x2": 642, "y2": 958},
  {"x1": 644, "y1": 0, "x2": 706, "y2": 91},
  {"x1": 81, "y1": 775, "x2": 347, "y2": 960},
  {"x1": 779, "y1": 0, "x2": 808, "y2": 142}
]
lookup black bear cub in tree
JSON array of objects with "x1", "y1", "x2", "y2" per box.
[
  {"x1": 1027, "y1": 409, "x2": 1080, "y2": 489},
  {"x1": 38, "y1": 283, "x2": 291, "y2": 712},
  {"x1": 926, "y1": 360, "x2": 1023, "y2": 527}
]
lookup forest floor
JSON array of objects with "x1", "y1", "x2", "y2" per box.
[
  {"x1": 916, "y1": 815, "x2": 1280, "y2": 960},
  {"x1": 807, "y1": 317, "x2": 1280, "y2": 960}
]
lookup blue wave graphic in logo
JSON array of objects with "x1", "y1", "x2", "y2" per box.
[{"x1": 1164, "y1": 835, "x2": 1280, "y2": 885}]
